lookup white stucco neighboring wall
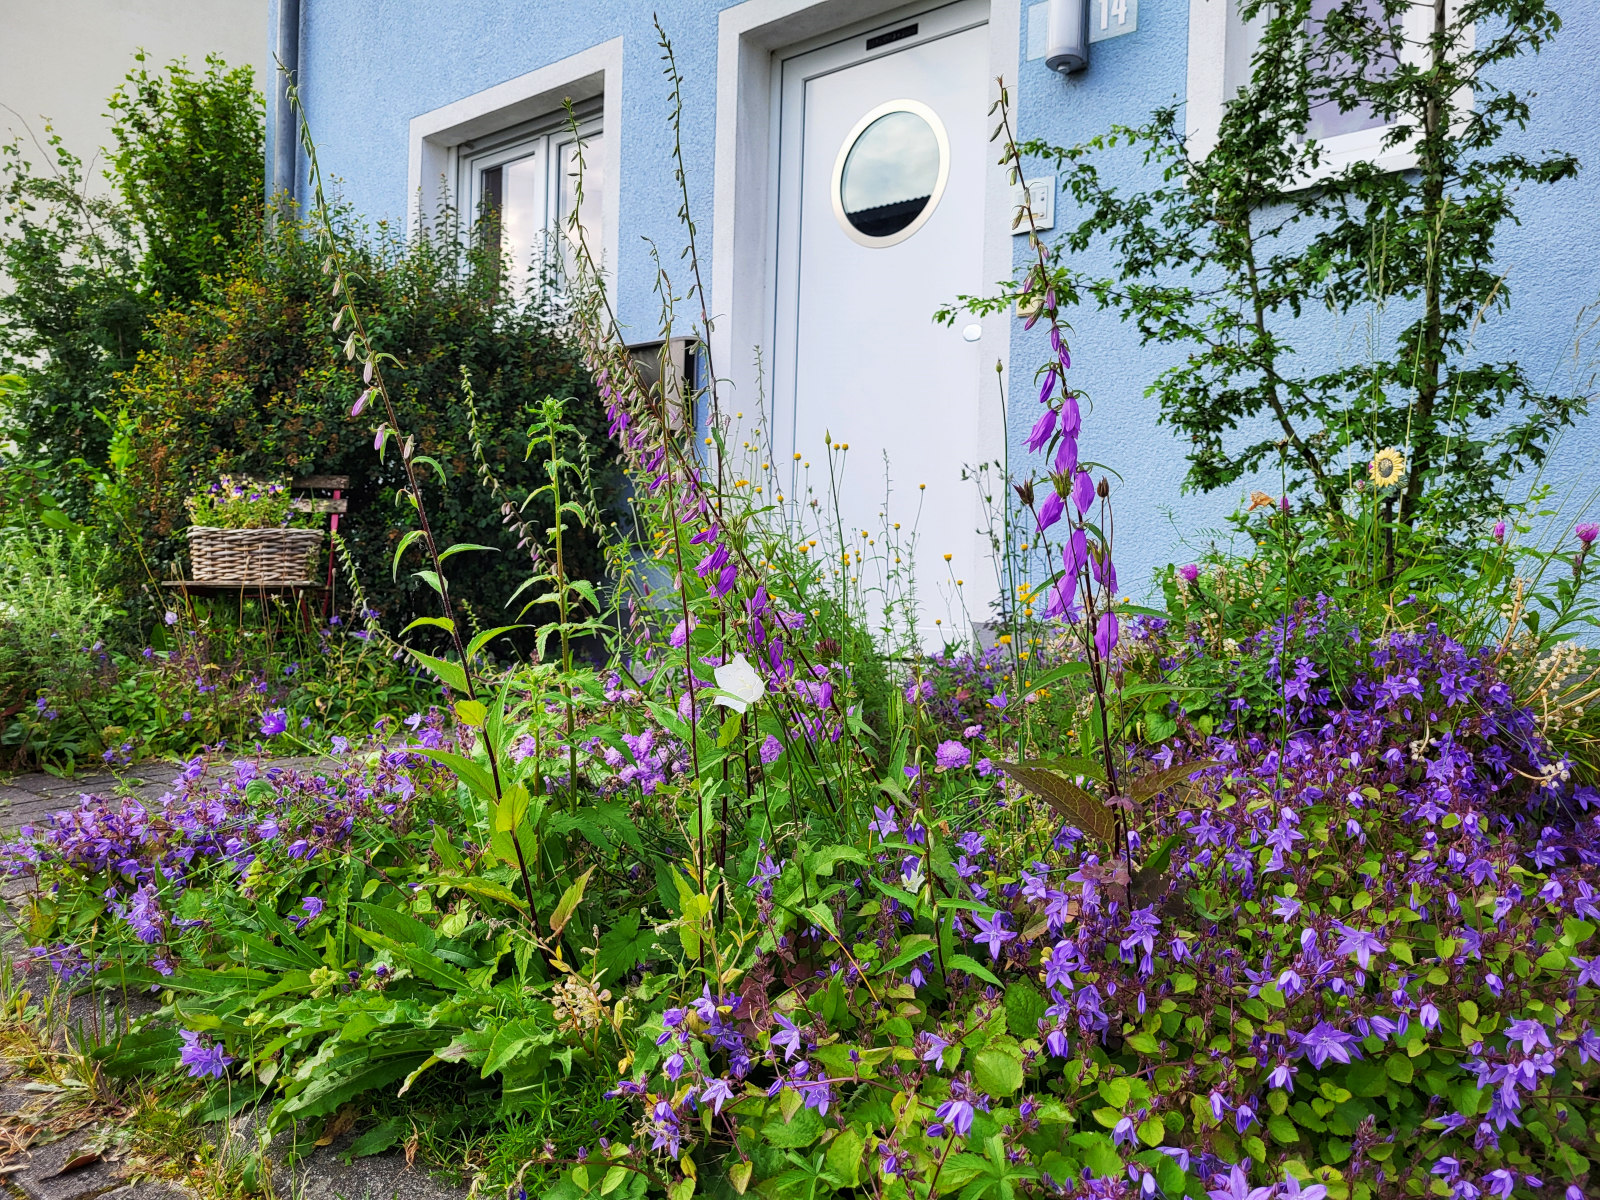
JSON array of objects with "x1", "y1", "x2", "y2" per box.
[{"x1": 0, "y1": 0, "x2": 268, "y2": 187}]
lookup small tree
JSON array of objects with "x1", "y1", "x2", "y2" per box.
[
  {"x1": 107, "y1": 53, "x2": 263, "y2": 306},
  {"x1": 0, "y1": 131, "x2": 150, "y2": 510},
  {"x1": 0, "y1": 56, "x2": 262, "y2": 512},
  {"x1": 996, "y1": 0, "x2": 1582, "y2": 543}
]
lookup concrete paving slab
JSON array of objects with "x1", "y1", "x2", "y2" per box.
[{"x1": 7, "y1": 1135, "x2": 126, "y2": 1200}]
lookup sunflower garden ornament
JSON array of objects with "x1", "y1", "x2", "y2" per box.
[{"x1": 1370, "y1": 447, "x2": 1407, "y2": 491}]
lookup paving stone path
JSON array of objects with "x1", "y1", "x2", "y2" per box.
[{"x1": 0, "y1": 761, "x2": 468, "y2": 1200}]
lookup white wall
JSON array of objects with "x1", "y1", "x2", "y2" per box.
[{"x1": 0, "y1": 0, "x2": 267, "y2": 187}]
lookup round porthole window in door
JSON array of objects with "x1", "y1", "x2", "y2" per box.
[{"x1": 832, "y1": 99, "x2": 950, "y2": 247}]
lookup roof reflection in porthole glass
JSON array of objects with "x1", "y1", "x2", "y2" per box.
[{"x1": 838, "y1": 109, "x2": 942, "y2": 239}]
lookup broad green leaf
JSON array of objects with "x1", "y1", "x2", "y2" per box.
[
  {"x1": 406, "y1": 649, "x2": 468, "y2": 696},
  {"x1": 494, "y1": 781, "x2": 531, "y2": 833},
  {"x1": 550, "y1": 866, "x2": 595, "y2": 939},
  {"x1": 997, "y1": 762, "x2": 1115, "y2": 844},
  {"x1": 391, "y1": 529, "x2": 426, "y2": 579},
  {"x1": 467, "y1": 624, "x2": 527, "y2": 661},
  {"x1": 1003, "y1": 980, "x2": 1047, "y2": 1040},
  {"x1": 972, "y1": 1047, "x2": 1024, "y2": 1096},
  {"x1": 438, "y1": 542, "x2": 498, "y2": 561},
  {"x1": 878, "y1": 933, "x2": 937, "y2": 976},
  {"x1": 483, "y1": 1018, "x2": 555, "y2": 1076},
  {"x1": 826, "y1": 1128, "x2": 864, "y2": 1187},
  {"x1": 405, "y1": 745, "x2": 496, "y2": 805},
  {"x1": 948, "y1": 953, "x2": 1003, "y2": 987},
  {"x1": 1019, "y1": 661, "x2": 1091, "y2": 696},
  {"x1": 402, "y1": 615, "x2": 455, "y2": 637},
  {"x1": 424, "y1": 874, "x2": 527, "y2": 911}
]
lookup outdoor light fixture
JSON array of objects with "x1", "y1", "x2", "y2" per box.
[{"x1": 1045, "y1": 0, "x2": 1091, "y2": 74}]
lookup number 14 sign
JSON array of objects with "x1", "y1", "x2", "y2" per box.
[{"x1": 1089, "y1": 0, "x2": 1137, "y2": 43}]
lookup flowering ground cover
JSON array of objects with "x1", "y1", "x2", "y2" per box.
[{"x1": 4, "y1": 603, "x2": 1598, "y2": 1200}]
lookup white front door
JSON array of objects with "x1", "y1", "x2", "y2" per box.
[{"x1": 771, "y1": 1, "x2": 994, "y2": 646}]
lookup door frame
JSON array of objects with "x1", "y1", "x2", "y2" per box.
[{"x1": 711, "y1": 0, "x2": 1020, "y2": 446}]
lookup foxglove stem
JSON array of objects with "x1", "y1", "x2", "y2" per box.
[
  {"x1": 994, "y1": 78, "x2": 1129, "y2": 873},
  {"x1": 286, "y1": 74, "x2": 542, "y2": 939}
]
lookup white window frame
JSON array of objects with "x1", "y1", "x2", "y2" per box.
[
  {"x1": 1185, "y1": 0, "x2": 1463, "y2": 179},
  {"x1": 407, "y1": 40, "x2": 622, "y2": 285},
  {"x1": 455, "y1": 101, "x2": 604, "y2": 283}
]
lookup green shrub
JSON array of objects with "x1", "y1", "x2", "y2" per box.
[
  {"x1": 106, "y1": 53, "x2": 263, "y2": 307},
  {"x1": 108, "y1": 210, "x2": 620, "y2": 637},
  {"x1": 0, "y1": 531, "x2": 113, "y2": 754},
  {"x1": 0, "y1": 57, "x2": 262, "y2": 514}
]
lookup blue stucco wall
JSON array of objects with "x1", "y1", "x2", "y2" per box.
[{"x1": 277, "y1": 0, "x2": 1600, "y2": 600}]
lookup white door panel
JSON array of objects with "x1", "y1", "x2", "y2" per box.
[{"x1": 772, "y1": 3, "x2": 994, "y2": 645}]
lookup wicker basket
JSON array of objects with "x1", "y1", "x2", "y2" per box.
[{"x1": 187, "y1": 526, "x2": 324, "y2": 583}]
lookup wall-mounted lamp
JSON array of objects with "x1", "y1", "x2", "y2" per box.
[{"x1": 1045, "y1": 0, "x2": 1091, "y2": 74}]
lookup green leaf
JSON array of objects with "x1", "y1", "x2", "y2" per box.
[
  {"x1": 1137, "y1": 1116, "x2": 1165, "y2": 1147},
  {"x1": 351, "y1": 926, "x2": 477, "y2": 991},
  {"x1": 494, "y1": 781, "x2": 531, "y2": 833},
  {"x1": 454, "y1": 699, "x2": 488, "y2": 728},
  {"x1": 596, "y1": 912, "x2": 656, "y2": 983},
  {"x1": 424, "y1": 874, "x2": 526, "y2": 911},
  {"x1": 761, "y1": 1105, "x2": 823, "y2": 1149},
  {"x1": 1267, "y1": 1114, "x2": 1299, "y2": 1144},
  {"x1": 1019, "y1": 661, "x2": 1091, "y2": 696},
  {"x1": 404, "y1": 744, "x2": 494, "y2": 804},
  {"x1": 93, "y1": 1025, "x2": 181, "y2": 1077},
  {"x1": 343, "y1": 1119, "x2": 403, "y2": 1163},
  {"x1": 1385, "y1": 1053, "x2": 1414, "y2": 1084},
  {"x1": 550, "y1": 866, "x2": 595, "y2": 939},
  {"x1": 947, "y1": 953, "x2": 1003, "y2": 987},
  {"x1": 972, "y1": 1047, "x2": 1024, "y2": 1097},
  {"x1": 1003, "y1": 981, "x2": 1047, "y2": 1040},
  {"x1": 1067, "y1": 1132, "x2": 1121, "y2": 1178},
  {"x1": 1098, "y1": 1078, "x2": 1130, "y2": 1109},
  {"x1": 466, "y1": 624, "x2": 527, "y2": 661},
  {"x1": 996, "y1": 762, "x2": 1115, "y2": 844},
  {"x1": 483, "y1": 1019, "x2": 555, "y2": 1076},
  {"x1": 411, "y1": 454, "x2": 449, "y2": 483},
  {"x1": 807, "y1": 845, "x2": 869, "y2": 877},
  {"x1": 431, "y1": 825, "x2": 461, "y2": 873},
  {"x1": 391, "y1": 528, "x2": 426, "y2": 580},
  {"x1": 438, "y1": 542, "x2": 499, "y2": 561},
  {"x1": 406, "y1": 649, "x2": 468, "y2": 696},
  {"x1": 878, "y1": 933, "x2": 936, "y2": 976},
  {"x1": 1345, "y1": 1057, "x2": 1388, "y2": 1098},
  {"x1": 402, "y1": 615, "x2": 455, "y2": 638},
  {"x1": 355, "y1": 903, "x2": 436, "y2": 952},
  {"x1": 825, "y1": 1127, "x2": 864, "y2": 1188}
]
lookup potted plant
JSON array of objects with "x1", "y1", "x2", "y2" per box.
[{"x1": 184, "y1": 476, "x2": 323, "y2": 583}]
